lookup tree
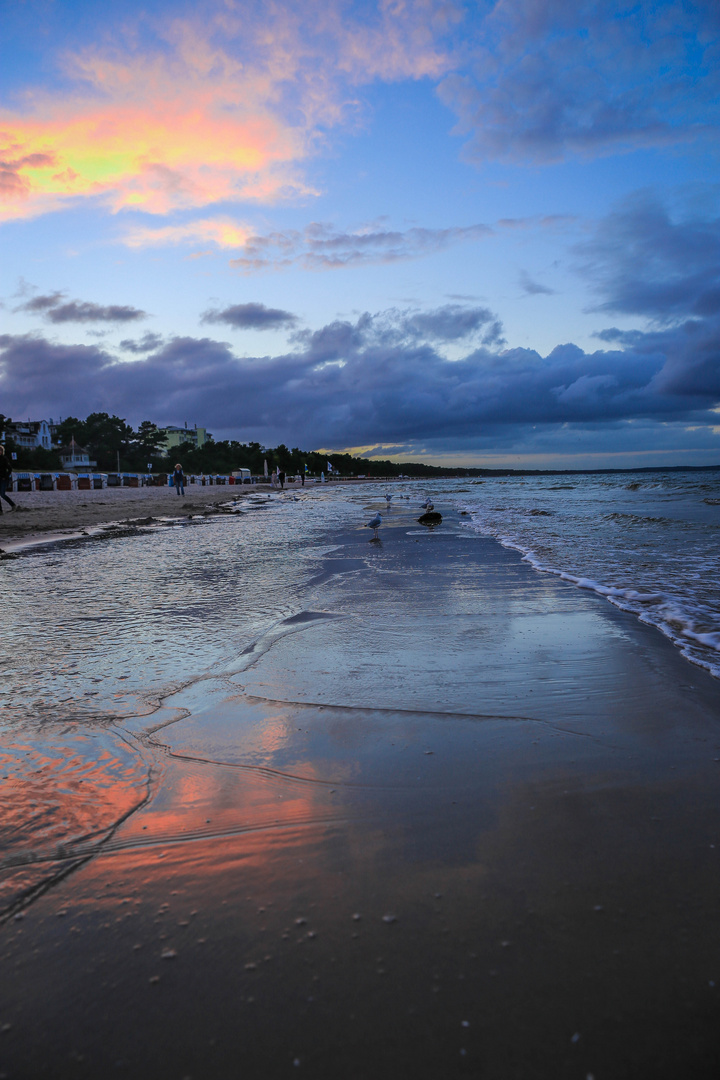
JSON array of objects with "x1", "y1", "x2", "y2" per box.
[
  {"x1": 53, "y1": 416, "x2": 88, "y2": 448},
  {"x1": 82, "y1": 414, "x2": 134, "y2": 469},
  {"x1": 129, "y1": 421, "x2": 166, "y2": 468},
  {"x1": 36, "y1": 411, "x2": 487, "y2": 477}
]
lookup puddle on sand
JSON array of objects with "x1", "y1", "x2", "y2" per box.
[{"x1": 0, "y1": 725, "x2": 155, "y2": 919}]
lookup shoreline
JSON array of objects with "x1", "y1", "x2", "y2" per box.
[
  {"x1": 0, "y1": 477, "x2": 386, "y2": 549},
  {"x1": 3, "y1": 500, "x2": 720, "y2": 1077},
  {"x1": 0, "y1": 481, "x2": 343, "y2": 548}
]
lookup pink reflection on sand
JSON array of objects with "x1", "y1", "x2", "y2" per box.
[
  {"x1": 116, "y1": 747, "x2": 342, "y2": 853},
  {"x1": 0, "y1": 731, "x2": 151, "y2": 916}
]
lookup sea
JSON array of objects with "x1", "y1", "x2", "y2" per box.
[
  {"x1": 450, "y1": 469, "x2": 720, "y2": 679},
  {"x1": 1, "y1": 469, "x2": 719, "y2": 917}
]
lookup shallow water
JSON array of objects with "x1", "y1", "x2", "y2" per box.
[
  {"x1": 442, "y1": 470, "x2": 720, "y2": 677},
  {"x1": 0, "y1": 489, "x2": 361, "y2": 913},
  {"x1": 2, "y1": 473, "x2": 719, "y2": 921},
  {"x1": 4, "y1": 482, "x2": 720, "y2": 1079}
]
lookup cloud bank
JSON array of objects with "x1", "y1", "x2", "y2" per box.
[
  {"x1": 1, "y1": 304, "x2": 717, "y2": 454},
  {"x1": 438, "y1": 0, "x2": 720, "y2": 164},
  {"x1": 577, "y1": 191, "x2": 720, "y2": 320},
  {"x1": 3, "y1": 197, "x2": 718, "y2": 459}
]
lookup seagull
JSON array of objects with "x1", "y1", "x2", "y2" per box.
[
  {"x1": 421, "y1": 498, "x2": 434, "y2": 511},
  {"x1": 366, "y1": 511, "x2": 382, "y2": 539},
  {"x1": 385, "y1": 492, "x2": 393, "y2": 504}
]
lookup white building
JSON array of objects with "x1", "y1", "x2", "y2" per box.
[
  {"x1": 58, "y1": 439, "x2": 97, "y2": 471},
  {"x1": 4, "y1": 419, "x2": 53, "y2": 449}
]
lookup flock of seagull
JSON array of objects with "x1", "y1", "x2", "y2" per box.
[
  {"x1": 232, "y1": 488, "x2": 439, "y2": 542},
  {"x1": 366, "y1": 494, "x2": 436, "y2": 540}
]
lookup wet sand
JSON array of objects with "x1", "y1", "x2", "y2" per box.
[{"x1": 2, "y1": 503, "x2": 720, "y2": 1078}]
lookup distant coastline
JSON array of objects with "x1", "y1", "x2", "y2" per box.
[{"x1": 390, "y1": 462, "x2": 720, "y2": 478}]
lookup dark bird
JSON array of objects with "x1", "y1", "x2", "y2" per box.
[{"x1": 418, "y1": 510, "x2": 442, "y2": 525}]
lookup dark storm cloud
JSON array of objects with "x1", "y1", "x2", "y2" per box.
[
  {"x1": 578, "y1": 192, "x2": 720, "y2": 320},
  {"x1": 14, "y1": 292, "x2": 147, "y2": 323},
  {"x1": 201, "y1": 302, "x2": 299, "y2": 330},
  {"x1": 402, "y1": 305, "x2": 501, "y2": 342},
  {"x1": 437, "y1": 0, "x2": 720, "y2": 164},
  {"x1": 0, "y1": 334, "x2": 117, "y2": 419},
  {"x1": 2, "y1": 299, "x2": 719, "y2": 452}
]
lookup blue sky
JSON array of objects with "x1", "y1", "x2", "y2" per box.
[{"x1": 1, "y1": 0, "x2": 719, "y2": 466}]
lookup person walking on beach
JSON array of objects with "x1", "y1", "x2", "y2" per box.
[
  {"x1": 278, "y1": 470, "x2": 285, "y2": 490},
  {"x1": 0, "y1": 445, "x2": 16, "y2": 513},
  {"x1": 172, "y1": 463, "x2": 185, "y2": 496}
]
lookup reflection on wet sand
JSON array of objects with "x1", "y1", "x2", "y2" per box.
[
  {"x1": 4, "y1": 755, "x2": 720, "y2": 1079},
  {"x1": 0, "y1": 726, "x2": 153, "y2": 919},
  {"x1": 2, "y1": 496, "x2": 720, "y2": 1078}
]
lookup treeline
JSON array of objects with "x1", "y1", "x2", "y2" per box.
[
  {"x1": 1, "y1": 414, "x2": 167, "y2": 472},
  {"x1": 175, "y1": 442, "x2": 460, "y2": 478},
  {"x1": 0, "y1": 411, "x2": 472, "y2": 477}
]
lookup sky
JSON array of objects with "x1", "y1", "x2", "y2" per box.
[{"x1": 1, "y1": 0, "x2": 719, "y2": 468}]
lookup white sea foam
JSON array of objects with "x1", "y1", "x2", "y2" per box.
[{"x1": 452, "y1": 470, "x2": 720, "y2": 678}]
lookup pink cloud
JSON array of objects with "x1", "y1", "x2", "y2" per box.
[{"x1": 0, "y1": 1, "x2": 459, "y2": 222}]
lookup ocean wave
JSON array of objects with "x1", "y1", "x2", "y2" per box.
[
  {"x1": 458, "y1": 488, "x2": 720, "y2": 680},
  {"x1": 603, "y1": 512, "x2": 674, "y2": 525},
  {"x1": 487, "y1": 506, "x2": 553, "y2": 516}
]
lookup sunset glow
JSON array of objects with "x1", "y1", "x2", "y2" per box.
[{"x1": 2, "y1": 0, "x2": 718, "y2": 466}]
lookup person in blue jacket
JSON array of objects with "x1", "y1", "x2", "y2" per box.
[{"x1": 172, "y1": 463, "x2": 185, "y2": 496}]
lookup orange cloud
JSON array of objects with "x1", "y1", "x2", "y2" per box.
[
  {"x1": 0, "y1": 2, "x2": 459, "y2": 224},
  {"x1": 123, "y1": 217, "x2": 255, "y2": 251},
  {"x1": 0, "y1": 42, "x2": 313, "y2": 222}
]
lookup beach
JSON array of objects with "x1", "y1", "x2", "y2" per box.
[
  {"x1": 2, "y1": 482, "x2": 720, "y2": 1078},
  {"x1": 0, "y1": 482, "x2": 299, "y2": 548}
]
